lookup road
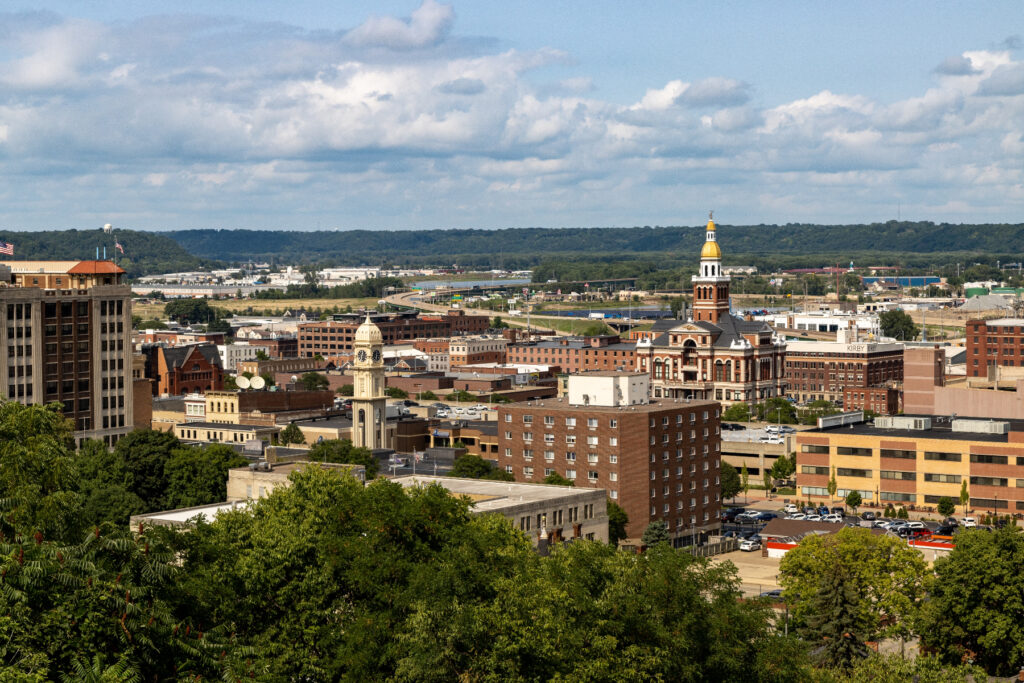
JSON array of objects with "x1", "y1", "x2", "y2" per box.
[{"x1": 384, "y1": 289, "x2": 582, "y2": 336}]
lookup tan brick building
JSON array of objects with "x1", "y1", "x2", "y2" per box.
[{"x1": 505, "y1": 334, "x2": 636, "y2": 373}]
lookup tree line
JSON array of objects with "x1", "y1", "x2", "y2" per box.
[{"x1": 0, "y1": 400, "x2": 1012, "y2": 681}]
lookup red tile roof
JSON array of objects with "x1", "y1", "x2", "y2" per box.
[{"x1": 67, "y1": 260, "x2": 125, "y2": 275}]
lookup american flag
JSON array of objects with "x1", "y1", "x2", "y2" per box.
[
  {"x1": 114, "y1": 241, "x2": 125, "y2": 254},
  {"x1": 0, "y1": 240, "x2": 12, "y2": 256}
]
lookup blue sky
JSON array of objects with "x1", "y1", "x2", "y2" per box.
[{"x1": 1, "y1": 1, "x2": 1022, "y2": 231}]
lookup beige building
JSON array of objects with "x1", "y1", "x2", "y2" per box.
[
  {"x1": 226, "y1": 461, "x2": 366, "y2": 501},
  {"x1": 351, "y1": 315, "x2": 389, "y2": 450},
  {"x1": 392, "y1": 475, "x2": 610, "y2": 545},
  {"x1": 0, "y1": 260, "x2": 134, "y2": 445},
  {"x1": 174, "y1": 421, "x2": 279, "y2": 445}
]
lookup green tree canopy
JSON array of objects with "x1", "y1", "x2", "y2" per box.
[
  {"x1": 385, "y1": 386, "x2": 409, "y2": 398},
  {"x1": 338, "y1": 384, "x2": 354, "y2": 396},
  {"x1": 844, "y1": 490, "x2": 862, "y2": 513},
  {"x1": 641, "y1": 521, "x2": 671, "y2": 547},
  {"x1": 780, "y1": 527, "x2": 928, "y2": 645},
  {"x1": 720, "y1": 462, "x2": 742, "y2": 500},
  {"x1": 306, "y1": 438, "x2": 377, "y2": 478},
  {"x1": 802, "y1": 564, "x2": 869, "y2": 670},
  {"x1": 113, "y1": 429, "x2": 182, "y2": 509},
  {"x1": 279, "y1": 423, "x2": 305, "y2": 446},
  {"x1": 919, "y1": 527, "x2": 1024, "y2": 676},
  {"x1": 542, "y1": 472, "x2": 573, "y2": 486},
  {"x1": 879, "y1": 309, "x2": 919, "y2": 341},
  {"x1": 163, "y1": 444, "x2": 247, "y2": 509},
  {"x1": 607, "y1": 500, "x2": 629, "y2": 546},
  {"x1": 757, "y1": 397, "x2": 798, "y2": 424},
  {"x1": 418, "y1": 390, "x2": 438, "y2": 400},
  {"x1": 297, "y1": 372, "x2": 328, "y2": 391},
  {"x1": 937, "y1": 496, "x2": 956, "y2": 517},
  {"x1": 449, "y1": 454, "x2": 513, "y2": 481},
  {"x1": 722, "y1": 402, "x2": 751, "y2": 422},
  {"x1": 164, "y1": 299, "x2": 221, "y2": 324}
]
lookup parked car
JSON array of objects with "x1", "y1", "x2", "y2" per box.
[
  {"x1": 783, "y1": 503, "x2": 798, "y2": 514},
  {"x1": 961, "y1": 517, "x2": 977, "y2": 528},
  {"x1": 933, "y1": 524, "x2": 958, "y2": 537},
  {"x1": 735, "y1": 511, "x2": 761, "y2": 523},
  {"x1": 905, "y1": 521, "x2": 925, "y2": 529},
  {"x1": 760, "y1": 588, "x2": 784, "y2": 600},
  {"x1": 861, "y1": 511, "x2": 877, "y2": 521},
  {"x1": 830, "y1": 507, "x2": 845, "y2": 515},
  {"x1": 822, "y1": 513, "x2": 843, "y2": 523},
  {"x1": 817, "y1": 505, "x2": 830, "y2": 516},
  {"x1": 755, "y1": 512, "x2": 778, "y2": 522},
  {"x1": 787, "y1": 513, "x2": 807, "y2": 520},
  {"x1": 739, "y1": 539, "x2": 762, "y2": 552},
  {"x1": 779, "y1": 426, "x2": 796, "y2": 433},
  {"x1": 804, "y1": 514, "x2": 822, "y2": 522},
  {"x1": 722, "y1": 508, "x2": 748, "y2": 522},
  {"x1": 801, "y1": 506, "x2": 816, "y2": 515},
  {"x1": 436, "y1": 410, "x2": 449, "y2": 418},
  {"x1": 765, "y1": 425, "x2": 780, "y2": 434},
  {"x1": 759, "y1": 436, "x2": 784, "y2": 444}
]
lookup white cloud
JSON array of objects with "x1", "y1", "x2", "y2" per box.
[
  {"x1": 343, "y1": 0, "x2": 454, "y2": 50},
  {"x1": 0, "y1": 6, "x2": 1022, "y2": 229}
]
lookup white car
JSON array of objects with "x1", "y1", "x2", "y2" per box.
[
  {"x1": 822, "y1": 513, "x2": 843, "y2": 523},
  {"x1": 759, "y1": 436, "x2": 784, "y2": 444},
  {"x1": 961, "y1": 517, "x2": 977, "y2": 528},
  {"x1": 787, "y1": 513, "x2": 807, "y2": 520},
  {"x1": 783, "y1": 503, "x2": 798, "y2": 514},
  {"x1": 905, "y1": 521, "x2": 925, "y2": 529},
  {"x1": 765, "y1": 425, "x2": 780, "y2": 434},
  {"x1": 739, "y1": 539, "x2": 762, "y2": 552},
  {"x1": 804, "y1": 514, "x2": 822, "y2": 522}
]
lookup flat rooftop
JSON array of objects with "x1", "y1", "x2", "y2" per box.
[
  {"x1": 804, "y1": 416, "x2": 1024, "y2": 443},
  {"x1": 132, "y1": 501, "x2": 246, "y2": 526},
  {"x1": 178, "y1": 422, "x2": 269, "y2": 431},
  {"x1": 391, "y1": 475, "x2": 603, "y2": 513},
  {"x1": 501, "y1": 397, "x2": 717, "y2": 413},
  {"x1": 576, "y1": 370, "x2": 647, "y2": 377}
]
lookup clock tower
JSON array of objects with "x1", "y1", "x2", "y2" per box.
[{"x1": 350, "y1": 314, "x2": 388, "y2": 450}]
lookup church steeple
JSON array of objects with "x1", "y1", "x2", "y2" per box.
[{"x1": 691, "y1": 212, "x2": 730, "y2": 323}]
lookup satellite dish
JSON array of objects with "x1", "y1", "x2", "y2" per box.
[
  {"x1": 291, "y1": 375, "x2": 299, "y2": 383},
  {"x1": 251, "y1": 376, "x2": 266, "y2": 390},
  {"x1": 235, "y1": 376, "x2": 251, "y2": 389}
]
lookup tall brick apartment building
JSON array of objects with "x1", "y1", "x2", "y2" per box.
[
  {"x1": 966, "y1": 318, "x2": 1024, "y2": 377},
  {"x1": 0, "y1": 260, "x2": 134, "y2": 445},
  {"x1": 297, "y1": 310, "x2": 487, "y2": 357},
  {"x1": 497, "y1": 373, "x2": 722, "y2": 546}
]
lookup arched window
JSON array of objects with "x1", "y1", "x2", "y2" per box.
[
  {"x1": 714, "y1": 361, "x2": 724, "y2": 382},
  {"x1": 725, "y1": 360, "x2": 732, "y2": 382}
]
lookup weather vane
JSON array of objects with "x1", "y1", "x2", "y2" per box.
[{"x1": 709, "y1": 210, "x2": 713, "y2": 220}]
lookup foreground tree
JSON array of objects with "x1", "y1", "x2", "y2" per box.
[
  {"x1": 607, "y1": 500, "x2": 629, "y2": 546},
  {"x1": 163, "y1": 444, "x2": 247, "y2": 509},
  {"x1": 919, "y1": 527, "x2": 1024, "y2": 676},
  {"x1": 837, "y1": 653, "x2": 985, "y2": 683},
  {"x1": 278, "y1": 423, "x2": 305, "y2": 446},
  {"x1": 641, "y1": 520, "x2": 671, "y2": 547},
  {"x1": 803, "y1": 564, "x2": 869, "y2": 670},
  {"x1": 780, "y1": 527, "x2": 927, "y2": 646},
  {"x1": 720, "y1": 462, "x2": 742, "y2": 500},
  {"x1": 937, "y1": 496, "x2": 955, "y2": 517},
  {"x1": 844, "y1": 490, "x2": 862, "y2": 515}
]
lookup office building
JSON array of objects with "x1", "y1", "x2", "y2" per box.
[
  {"x1": 0, "y1": 260, "x2": 134, "y2": 445},
  {"x1": 784, "y1": 339, "x2": 903, "y2": 406}
]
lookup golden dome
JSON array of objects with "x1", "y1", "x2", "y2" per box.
[
  {"x1": 701, "y1": 240, "x2": 722, "y2": 259},
  {"x1": 355, "y1": 314, "x2": 383, "y2": 344},
  {"x1": 706, "y1": 216, "x2": 716, "y2": 232}
]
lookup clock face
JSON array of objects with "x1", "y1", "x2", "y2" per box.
[
  {"x1": 357, "y1": 349, "x2": 368, "y2": 363},
  {"x1": 371, "y1": 349, "x2": 382, "y2": 362}
]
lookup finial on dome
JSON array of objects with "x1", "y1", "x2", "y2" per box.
[{"x1": 709, "y1": 210, "x2": 713, "y2": 220}]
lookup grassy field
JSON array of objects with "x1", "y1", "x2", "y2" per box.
[{"x1": 134, "y1": 297, "x2": 382, "y2": 321}]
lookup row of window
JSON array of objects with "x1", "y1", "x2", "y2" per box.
[{"x1": 802, "y1": 444, "x2": 1024, "y2": 465}]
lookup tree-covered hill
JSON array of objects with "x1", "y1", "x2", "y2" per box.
[
  {"x1": 164, "y1": 221, "x2": 1024, "y2": 267},
  {"x1": 0, "y1": 228, "x2": 214, "y2": 277}
]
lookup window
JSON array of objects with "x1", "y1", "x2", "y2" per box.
[
  {"x1": 544, "y1": 433, "x2": 554, "y2": 443},
  {"x1": 924, "y1": 451, "x2": 962, "y2": 462},
  {"x1": 565, "y1": 451, "x2": 576, "y2": 461},
  {"x1": 880, "y1": 491, "x2": 916, "y2": 502},
  {"x1": 504, "y1": 431, "x2": 512, "y2": 439},
  {"x1": 523, "y1": 415, "x2": 533, "y2": 423},
  {"x1": 566, "y1": 469, "x2": 576, "y2": 480},
  {"x1": 504, "y1": 448, "x2": 512, "y2": 457},
  {"x1": 880, "y1": 449, "x2": 915, "y2": 459},
  {"x1": 565, "y1": 417, "x2": 576, "y2": 427},
  {"x1": 836, "y1": 446, "x2": 872, "y2": 456},
  {"x1": 970, "y1": 454, "x2": 1008, "y2": 465},
  {"x1": 587, "y1": 418, "x2": 598, "y2": 428},
  {"x1": 801, "y1": 486, "x2": 829, "y2": 496},
  {"x1": 609, "y1": 419, "x2": 617, "y2": 428},
  {"x1": 609, "y1": 472, "x2": 618, "y2": 482},
  {"x1": 609, "y1": 454, "x2": 618, "y2": 464},
  {"x1": 544, "y1": 416, "x2": 554, "y2": 425},
  {"x1": 801, "y1": 444, "x2": 829, "y2": 454},
  {"x1": 801, "y1": 465, "x2": 828, "y2": 475},
  {"x1": 587, "y1": 436, "x2": 598, "y2": 446},
  {"x1": 923, "y1": 473, "x2": 960, "y2": 483},
  {"x1": 588, "y1": 471, "x2": 599, "y2": 482},
  {"x1": 504, "y1": 414, "x2": 512, "y2": 422},
  {"x1": 879, "y1": 470, "x2": 915, "y2": 481},
  {"x1": 544, "y1": 450, "x2": 554, "y2": 461},
  {"x1": 565, "y1": 435, "x2": 576, "y2": 445},
  {"x1": 523, "y1": 449, "x2": 533, "y2": 460},
  {"x1": 523, "y1": 467, "x2": 534, "y2": 478},
  {"x1": 970, "y1": 476, "x2": 1007, "y2": 487},
  {"x1": 609, "y1": 437, "x2": 618, "y2": 446},
  {"x1": 610, "y1": 490, "x2": 618, "y2": 499}
]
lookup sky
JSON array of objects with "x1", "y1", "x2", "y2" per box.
[{"x1": 0, "y1": 1, "x2": 1022, "y2": 231}]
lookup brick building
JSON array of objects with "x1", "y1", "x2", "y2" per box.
[
  {"x1": 449, "y1": 335, "x2": 507, "y2": 368},
  {"x1": 636, "y1": 216, "x2": 786, "y2": 405},
  {"x1": 142, "y1": 344, "x2": 224, "y2": 396},
  {"x1": 966, "y1": 318, "x2": 1024, "y2": 377},
  {"x1": 0, "y1": 260, "x2": 134, "y2": 445},
  {"x1": 297, "y1": 310, "x2": 487, "y2": 358},
  {"x1": 246, "y1": 336, "x2": 299, "y2": 359},
  {"x1": 784, "y1": 340, "x2": 903, "y2": 406},
  {"x1": 506, "y1": 335, "x2": 636, "y2": 373},
  {"x1": 843, "y1": 386, "x2": 901, "y2": 415},
  {"x1": 497, "y1": 374, "x2": 722, "y2": 545}
]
